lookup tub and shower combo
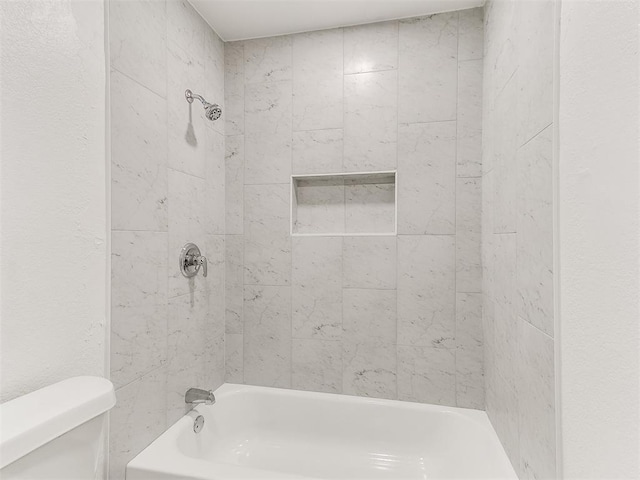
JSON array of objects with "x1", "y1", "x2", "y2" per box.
[{"x1": 127, "y1": 384, "x2": 517, "y2": 480}]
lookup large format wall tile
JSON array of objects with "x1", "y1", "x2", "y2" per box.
[
  {"x1": 343, "y1": 342, "x2": 396, "y2": 399},
  {"x1": 224, "y1": 42, "x2": 244, "y2": 135},
  {"x1": 398, "y1": 345, "x2": 456, "y2": 405},
  {"x1": 292, "y1": 129, "x2": 343, "y2": 174},
  {"x1": 109, "y1": 367, "x2": 167, "y2": 480},
  {"x1": 244, "y1": 184, "x2": 291, "y2": 285},
  {"x1": 343, "y1": 236, "x2": 397, "y2": 289},
  {"x1": 293, "y1": 29, "x2": 343, "y2": 131},
  {"x1": 455, "y1": 293, "x2": 484, "y2": 408},
  {"x1": 456, "y1": 177, "x2": 482, "y2": 293},
  {"x1": 245, "y1": 81, "x2": 293, "y2": 134},
  {"x1": 458, "y1": 8, "x2": 484, "y2": 61},
  {"x1": 110, "y1": 70, "x2": 168, "y2": 232},
  {"x1": 205, "y1": 128, "x2": 225, "y2": 235},
  {"x1": 344, "y1": 69, "x2": 398, "y2": 171},
  {"x1": 516, "y1": 126, "x2": 554, "y2": 336},
  {"x1": 244, "y1": 131, "x2": 291, "y2": 184},
  {"x1": 344, "y1": 21, "x2": 398, "y2": 74},
  {"x1": 225, "y1": 135, "x2": 244, "y2": 234},
  {"x1": 244, "y1": 36, "x2": 292, "y2": 85},
  {"x1": 109, "y1": 0, "x2": 167, "y2": 98},
  {"x1": 398, "y1": 13, "x2": 458, "y2": 123},
  {"x1": 292, "y1": 339, "x2": 342, "y2": 393},
  {"x1": 517, "y1": 319, "x2": 555, "y2": 479},
  {"x1": 292, "y1": 237, "x2": 343, "y2": 340},
  {"x1": 343, "y1": 289, "x2": 397, "y2": 344},
  {"x1": 225, "y1": 235, "x2": 244, "y2": 334},
  {"x1": 398, "y1": 121, "x2": 456, "y2": 234},
  {"x1": 457, "y1": 59, "x2": 483, "y2": 178},
  {"x1": 225, "y1": 333, "x2": 244, "y2": 383},
  {"x1": 397, "y1": 235, "x2": 456, "y2": 349},
  {"x1": 243, "y1": 285, "x2": 292, "y2": 388},
  {"x1": 111, "y1": 231, "x2": 168, "y2": 389}
]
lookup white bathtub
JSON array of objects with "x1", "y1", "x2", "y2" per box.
[{"x1": 127, "y1": 384, "x2": 517, "y2": 480}]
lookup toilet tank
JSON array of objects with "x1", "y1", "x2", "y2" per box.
[{"x1": 0, "y1": 376, "x2": 116, "y2": 479}]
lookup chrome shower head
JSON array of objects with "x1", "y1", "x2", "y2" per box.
[{"x1": 185, "y1": 89, "x2": 222, "y2": 122}]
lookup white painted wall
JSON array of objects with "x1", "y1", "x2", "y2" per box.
[
  {"x1": 558, "y1": 0, "x2": 639, "y2": 478},
  {"x1": 0, "y1": 1, "x2": 108, "y2": 402}
]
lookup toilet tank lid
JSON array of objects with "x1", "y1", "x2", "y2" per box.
[{"x1": 0, "y1": 376, "x2": 116, "y2": 469}]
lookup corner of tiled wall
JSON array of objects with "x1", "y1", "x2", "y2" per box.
[
  {"x1": 482, "y1": 0, "x2": 557, "y2": 478},
  {"x1": 108, "y1": 1, "x2": 225, "y2": 478}
]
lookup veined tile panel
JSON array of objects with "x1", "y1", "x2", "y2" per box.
[{"x1": 224, "y1": 8, "x2": 484, "y2": 410}]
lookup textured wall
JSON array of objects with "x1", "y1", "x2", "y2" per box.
[
  {"x1": 0, "y1": 0, "x2": 107, "y2": 402},
  {"x1": 558, "y1": 1, "x2": 639, "y2": 477},
  {"x1": 107, "y1": 1, "x2": 225, "y2": 478},
  {"x1": 482, "y1": 0, "x2": 557, "y2": 477},
  {"x1": 224, "y1": 9, "x2": 484, "y2": 408}
]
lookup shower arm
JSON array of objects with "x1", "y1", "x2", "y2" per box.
[{"x1": 185, "y1": 89, "x2": 208, "y2": 106}]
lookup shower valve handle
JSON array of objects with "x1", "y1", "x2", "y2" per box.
[
  {"x1": 179, "y1": 243, "x2": 208, "y2": 278},
  {"x1": 195, "y1": 254, "x2": 207, "y2": 277}
]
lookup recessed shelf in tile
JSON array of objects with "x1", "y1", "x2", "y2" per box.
[{"x1": 291, "y1": 171, "x2": 397, "y2": 236}]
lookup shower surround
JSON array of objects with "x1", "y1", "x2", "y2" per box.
[
  {"x1": 223, "y1": 9, "x2": 484, "y2": 407},
  {"x1": 108, "y1": 1, "x2": 225, "y2": 478}
]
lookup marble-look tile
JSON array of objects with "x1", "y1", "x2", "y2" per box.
[
  {"x1": 293, "y1": 29, "x2": 343, "y2": 131},
  {"x1": 224, "y1": 41, "x2": 244, "y2": 135},
  {"x1": 109, "y1": 367, "x2": 167, "y2": 480},
  {"x1": 344, "y1": 21, "x2": 398, "y2": 74},
  {"x1": 293, "y1": 179, "x2": 345, "y2": 235},
  {"x1": 244, "y1": 131, "x2": 292, "y2": 184},
  {"x1": 109, "y1": 0, "x2": 166, "y2": 98},
  {"x1": 225, "y1": 235, "x2": 244, "y2": 334},
  {"x1": 167, "y1": 41, "x2": 207, "y2": 179},
  {"x1": 168, "y1": 169, "x2": 207, "y2": 298},
  {"x1": 517, "y1": 0, "x2": 554, "y2": 146},
  {"x1": 205, "y1": 128, "x2": 225, "y2": 235},
  {"x1": 111, "y1": 232, "x2": 167, "y2": 389},
  {"x1": 517, "y1": 319, "x2": 556, "y2": 480},
  {"x1": 397, "y1": 345, "x2": 456, "y2": 406},
  {"x1": 166, "y1": 289, "x2": 209, "y2": 422},
  {"x1": 244, "y1": 35, "x2": 292, "y2": 84},
  {"x1": 342, "y1": 342, "x2": 396, "y2": 400},
  {"x1": 167, "y1": 0, "x2": 206, "y2": 60},
  {"x1": 225, "y1": 135, "x2": 244, "y2": 235},
  {"x1": 243, "y1": 285, "x2": 292, "y2": 388},
  {"x1": 397, "y1": 122, "x2": 456, "y2": 234},
  {"x1": 345, "y1": 182, "x2": 395, "y2": 234},
  {"x1": 487, "y1": 373, "x2": 520, "y2": 471},
  {"x1": 204, "y1": 28, "x2": 225, "y2": 136},
  {"x1": 244, "y1": 80, "x2": 292, "y2": 135},
  {"x1": 110, "y1": 70, "x2": 168, "y2": 232},
  {"x1": 205, "y1": 234, "x2": 225, "y2": 323},
  {"x1": 457, "y1": 59, "x2": 483, "y2": 178},
  {"x1": 458, "y1": 8, "x2": 484, "y2": 61},
  {"x1": 225, "y1": 333, "x2": 244, "y2": 383},
  {"x1": 292, "y1": 339, "x2": 342, "y2": 394},
  {"x1": 292, "y1": 237, "x2": 342, "y2": 340},
  {"x1": 244, "y1": 184, "x2": 291, "y2": 285},
  {"x1": 493, "y1": 233, "x2": 518, "y2": 388},
  {"x1": 517, "y1": 126, "x2": 554, "y2": 336},
  {"x1": 398, "y1": 12, "x2": 458, "y2": 124},
  {"x1": 493, "y1": 75, "x2": 518, "y2": 234},
  {"x1": 456, "y1": 177, "x2": 482, "y2": 293},
  {"x1": 397, "y1": 235, "x2": 455, "y2": 348},
  {"x1": 483, "y1": 0, "x2": 520, "y2": 100},
  {"x1": 292, "y1": 129, "x2": 343, "y2": 174},
  {"x1": 343, "y1": 289, "x2": 396, "y2": 344},
  {"x1": 343, "y1": 236, "x2": 397, "y2": 289},
  {"x1": 455, "y1": 293, "x2": 484, "y2": 409},
  {"x1": 344, "y1": 70, "x2": 398, "y2": 172}
]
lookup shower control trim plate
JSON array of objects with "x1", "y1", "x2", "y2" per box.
[{"x1": 179, "y1": 243, "x2": 208, "y2": 278}]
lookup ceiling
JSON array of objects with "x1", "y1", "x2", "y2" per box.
[{"x1": 189, "y1": 0, "x2": 484, "y2": 42}]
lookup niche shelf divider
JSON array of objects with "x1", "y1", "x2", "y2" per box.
[{"x1": 290, "y1": 170, "x2": 397, "y2": 237}]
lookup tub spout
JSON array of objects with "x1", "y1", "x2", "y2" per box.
[{"x1": 185, "y1": 388, "x2": 215, "y2": 405}]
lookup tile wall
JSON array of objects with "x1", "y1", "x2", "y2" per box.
[
  {"x1": 108, "y1": 1, "x2": 225, "y2": 478},
  {"x1": 223, "y1": 8, "x2": 485, "y2": 408},
  {"x1": 482, "y1": 0, "x2": 557, "y2": 477}
]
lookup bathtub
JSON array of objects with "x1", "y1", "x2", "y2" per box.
[{"x1": 127, "y1": 384, "x2": 517, "y2": 480}]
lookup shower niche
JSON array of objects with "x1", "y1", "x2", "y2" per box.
[{"x1": 291, "y1": 171, "x2": 397, "y2": 236}]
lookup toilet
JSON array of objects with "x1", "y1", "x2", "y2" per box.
[{"x1": 0, "y1": 376, "x2": 116, "y2": 479}]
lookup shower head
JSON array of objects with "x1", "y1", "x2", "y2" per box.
[{"x1": 185, "y1": 89, "x2": 222, "y2": 122}]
